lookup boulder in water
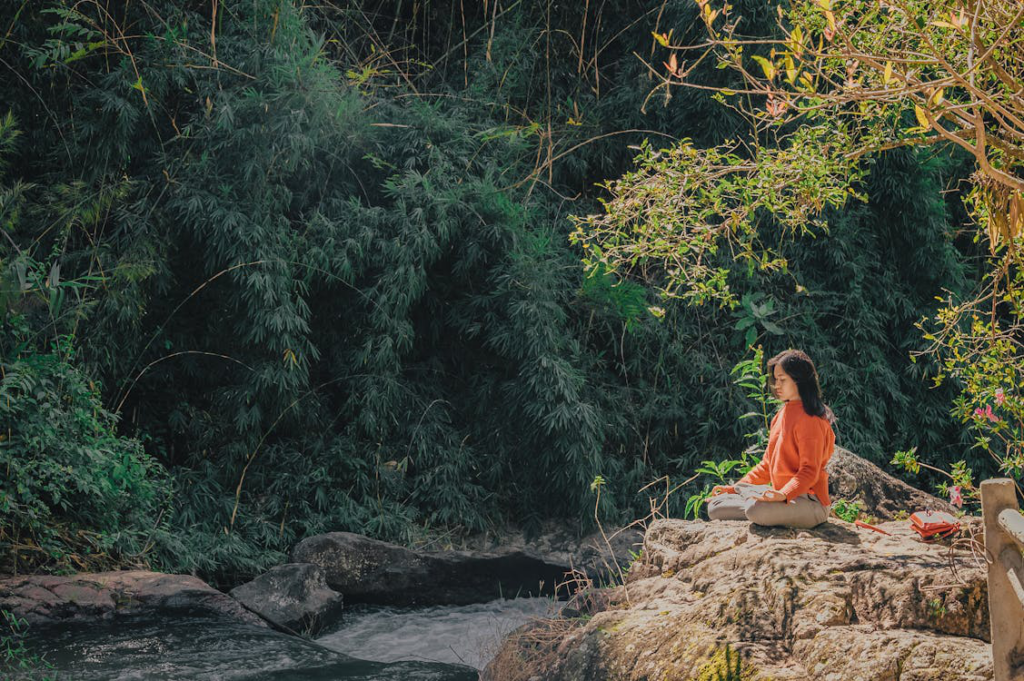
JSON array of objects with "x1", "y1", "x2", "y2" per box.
[
  {"x1": 291, "y1": 531, "x2": 573, "y2": 606},
  {"x1": 457, "y1": 522, "x2": 645, "y2": 589},
  {"x1": 230, "y1": 562, "x2": 343, "y2": 636}
]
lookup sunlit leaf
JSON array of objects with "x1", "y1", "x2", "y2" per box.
[
  {"x1": 752, "y1": 55, "x2": 776, "y2": 80},
  {"x1": 914, "y1": 104, "x2": 929, "y2": 128}
]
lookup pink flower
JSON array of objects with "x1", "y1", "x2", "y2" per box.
[
  {"x1": 976, "y1": 405, "x2": 1000, "y2": 422},
  {"x1": 996, "y1": 388, "x2": 1006, "y2": 405},
  {"x1": 949, "y1": 485, "x2": 963, "y2": 508}
]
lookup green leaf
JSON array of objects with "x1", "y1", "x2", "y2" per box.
[{"x1": 745, "y1": 326, "x2": 757, "y2": 348}]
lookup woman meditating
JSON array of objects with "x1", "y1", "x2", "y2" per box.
[{"x1": 707, "y1": 349, "x2": 836, "y2": 529}]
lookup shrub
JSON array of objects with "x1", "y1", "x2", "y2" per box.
[{"x1": 0, "y1": 322, "x2": 170, "y2": 573}]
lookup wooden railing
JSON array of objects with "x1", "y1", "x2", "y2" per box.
[{"x1": 982, "y1": 478, "x2": 1024, "y2": 681}]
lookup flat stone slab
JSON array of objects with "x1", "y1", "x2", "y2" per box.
[{"x1": 0, "y1": 570, "x2": 266, "y2": 627}]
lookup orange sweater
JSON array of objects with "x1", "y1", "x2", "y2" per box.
[{"x1": 738, "y1": 399, "x2": 835, "y2": 505}]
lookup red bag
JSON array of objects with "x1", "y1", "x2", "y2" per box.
[{"x1": 909, "y1": 511, "x2": 961, "y2": 542}]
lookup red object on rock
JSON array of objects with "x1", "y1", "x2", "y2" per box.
[
  {"x1": 853, "y1": 520, "x2": 891, "y2": 535},
  {"x1": 909, "y1": 510, "x2": 961, "y2": 542}
]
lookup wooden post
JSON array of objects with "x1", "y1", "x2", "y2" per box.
[{"x1": 982, "y1": 478, "x2": 1024, "y2": 681}]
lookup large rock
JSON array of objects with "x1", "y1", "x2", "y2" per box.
[
  {"x1": 826, "y1": 446, "x2": 955, "y2": 519},
  {"x1": 457, "y1": 521, "x2": 645, "y2": 588},
  {"x1": 291, "y1": 532, "x2": 576, "y2": 606},
  {"x1": 0, "y1": 570, "x2": 266, "y2": 627},
  {"x1": 483, "y1": 518, "x2": 992, "y2": 680},
  {"x1": 230, "y1": 563, "x2": 343, "y2": 636}
]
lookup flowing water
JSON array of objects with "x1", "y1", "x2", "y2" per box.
[
  {"x1": 317, "y1": 597, "x2": 561, "y2": 669},
  {"x1": 20, "y1": 597, "x2": 559, "y2": 680}
]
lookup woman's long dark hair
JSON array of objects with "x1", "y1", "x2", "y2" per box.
[{"x1": 767, "y1": 349, "x2": 836, "y2": 425}]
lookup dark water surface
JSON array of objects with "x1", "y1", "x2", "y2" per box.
[
  {"x1": 23, "y1": 612, "x2": 479, "y2": 680},
  {"x1": 21, "y1": 597, "x2": 560, "y2": 680}
]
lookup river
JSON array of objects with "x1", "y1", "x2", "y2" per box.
[{"x1": 20, "y1": 596, "x2": 560, "y2": 680}]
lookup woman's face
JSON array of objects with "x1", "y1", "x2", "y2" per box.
[{"x1": 772, "y1": 364, "x2": 801, "y2": 402}]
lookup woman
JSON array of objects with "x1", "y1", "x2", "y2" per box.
[{"x1": 706, "y1": 349, "x2": 836, "y2": 529}]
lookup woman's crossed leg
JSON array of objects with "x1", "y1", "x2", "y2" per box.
[{"x1": 707, "y1": 482, "x2": 828, "y2": 529}]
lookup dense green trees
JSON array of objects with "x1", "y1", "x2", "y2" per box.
[{"x1": 0, "y1": 0, "x2": 979, "y2": 581}]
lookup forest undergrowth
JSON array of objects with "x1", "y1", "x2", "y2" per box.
[{"x1": 0, "y1": 0, "x2": 984, "y2": 584}]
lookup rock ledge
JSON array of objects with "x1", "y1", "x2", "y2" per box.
[
  {"x1": 0, "y1": 570, "x2": 266, "y2": 627},
  {"x1": 484, "y1": 518, "x2": 992, "y2": 681}
]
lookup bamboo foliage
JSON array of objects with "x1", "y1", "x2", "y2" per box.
[{"x1": 0, "y1": 0, "x2": 983, "y2": 579}]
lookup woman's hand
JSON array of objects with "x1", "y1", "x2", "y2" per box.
[
  {"x1": 756, "y1": 489, "x2": 787, "y2": 503},
  {"x1": 710, "y1": 485, "x2": 736, "y2": 497}
]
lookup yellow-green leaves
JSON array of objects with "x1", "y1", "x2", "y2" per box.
[
  {"x1": 914, "y1": 104, "x2": 928, "y2": 127},
  {"x1": 789, "y1": 26, "x2": 804, "y2": 57},
  {"x1": 908, "y1": 103, "x2": 931, "y2": 134},
  {"x1": 907, "y1": 99, "x2": 937, "y2": 134},
  {"x1": 695, "y1": 0, "x2": 720, "y2": 27},
  {"x1": 751, "y1": 55, "x2": 776, "y2": 80},
  {"x1": 783, "y1": 54, "x2": 797, "y2": 84},
  {"x1": 930, "y1": 8, "x2": 967, "y2": 30},
  {"x1": 65, "y1": 40, "x2": 107, "y2": 65},
  {"x1": 572, "y1": 125, "x2": 861, "y2": 309},
  {"x1": 815, "y1": 0, "x2": 836, "y2": 36}
]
